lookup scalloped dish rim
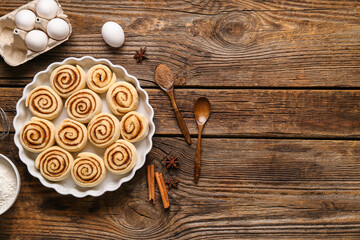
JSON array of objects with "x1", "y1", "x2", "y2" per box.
[{"x1": 13, "y1": 56, "x2": 155, "y2": 198}]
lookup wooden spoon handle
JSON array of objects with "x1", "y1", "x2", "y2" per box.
[
  {"x1": 194, "y1": 125, "x2": 203, "y2": 183},
  {"x1": 168, "y1": 91, "x2": 192, "y2": 145}
]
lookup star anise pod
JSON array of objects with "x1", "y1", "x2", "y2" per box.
[
  {"x1": 166, "y1": 177, "x2": 179, "y2": 189},
  {"x1": 134, "y1": 47, "x2": 148, "y2": 63},
  {"x1": 165, "y1": 154, "x2": 179, "y2": 169}
]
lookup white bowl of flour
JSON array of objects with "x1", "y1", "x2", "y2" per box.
[{"x1": 0, "y1": 154, "x2": 20, "y2": 215}]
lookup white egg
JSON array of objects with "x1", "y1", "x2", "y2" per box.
[
  {"x1": 47, "y1": 18, "x2": 70, "y2": 40},
  {"x1": 15, "y1": 9, "x2": 36, "y2": 31},
  {"x1": 101, "y1": 21, "x2": 125, "y2": 48},
  {"x1": 26, "y1": 30, "x2": 48, "y2": 52},
  {"x1": 36, "y1": 0, "x2": 59, "y2": 19}
]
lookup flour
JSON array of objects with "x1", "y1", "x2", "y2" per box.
[{"x1": 0, "y1": 160, "x2": 18, "y2": 213}]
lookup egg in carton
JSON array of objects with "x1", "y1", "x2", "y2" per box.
[{"x1": 0, "y1": 0, "x2": 72, "y2": 66}]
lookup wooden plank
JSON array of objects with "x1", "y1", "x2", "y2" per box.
[
  {"x1": 1, "y1": 2, "x2": 359, "y2": 87},
  {"x1": 3, "y1": 87, "x2": 360, "y2": 138},
  {"x1": 1, "y1": 135, "x2": 360, "y2": 239},
  {"x1": 2, "y1": 0, "x2": 359, "y2": 14}
]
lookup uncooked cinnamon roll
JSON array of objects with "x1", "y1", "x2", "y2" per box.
[
  {"x1": 104, "y1": 140, "x2": 137, "y2": 175},
  {"x1": 35, "y1": 146, "x2": 74, "y2": 181},
  {"x1": 65, "y1": 89, "x2": 102, "y2": 123},
  {"x1": 71, "y1": 152, "x2": 106, "y2": 187},
  {"x1": 120, "y1": 111, "x2": 149, "y2": 143},
  {"x1": 50, "y1": 64, "x2": 86, "y2": 98},
  {"x1": 55, "y1": 118, "x2": 88, "y2": 152},
  {"x1": 26, "y1": 86, "x2": 63, "y2": 120},
  {"x1": 87, "y1": 113, "x2": 120, "y2": 148},
  {"x1": 86, "y1": 64, "x2": 116, "y2": 93},
  {"x1": 20, "y1": 117, "x2": 55, "y2": 153},
  {"x1": 106, "y1": 82, "x2": 139, "y2": 115}
]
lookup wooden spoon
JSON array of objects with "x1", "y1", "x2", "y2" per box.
[
  {"x1": 193, "y1": 97, "x2": 211, "y2": 183},
  {"x1": 154, "y1": 64, "x2": 191, "y2": 145}
]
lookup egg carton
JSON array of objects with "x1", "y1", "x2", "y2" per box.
[{"x1": 0, "y1": 0, "x2": 72, "y2": 66}]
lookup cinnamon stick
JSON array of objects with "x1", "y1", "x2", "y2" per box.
[
  {"x1": 147, "y1": 165, "x2": 155, "y2": 204},
  {"x1": 155, "y1": 172, "x2": 170, "y2": 209}
]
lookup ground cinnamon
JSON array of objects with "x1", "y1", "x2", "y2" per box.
[
  {"x1": 155, "y1": 172, "x2": 170, "y2": 209},
  {"x1": 147, "y1": 165, "x2": 155, "y2": 204}
]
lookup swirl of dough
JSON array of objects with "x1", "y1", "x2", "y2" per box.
[
  {"x1": 87, "y1": 113, "x2": 120, "y2": 148},
  {"x1": 71, "y1": 152, "x2": 106, "y2": 187},
  {"x1": 106, "y1": 82, "x2": 139, "y2": 115},
  {"x1": 20, "y1": 117, "x2": 55, "y2": 153},
  {"x1": 104, "y1": 140, "x2": 137, "y2": 175},
  {"x1": 120, "y1": 111, "x2": 149, "y2": 143},
  {"x1": 65, "y1": 89, "x2": 102, "y2": 123},
  {"x1": 55, "y1": 118, "x2": 88, "y2": 152},
  {"x1": 26, "y1": 86, "x2": 63, "y2": 120},
  {"x1": 50, "y1": 65, "x2": 86, "y2": 98},
  {"x1": 86, "y1": 64, "x2": 116, "y2": 93},
  {"x1": 35, "y1": 146, "x2": 74, "y2": 181}
]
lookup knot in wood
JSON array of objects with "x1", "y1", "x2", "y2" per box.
[{"x1": 214, "y1": 12, "x2": 259, "y2": 46}]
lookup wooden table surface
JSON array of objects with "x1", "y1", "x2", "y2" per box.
[{"x1": 1, "y1": 0, "x2": 360, "y2": 239}]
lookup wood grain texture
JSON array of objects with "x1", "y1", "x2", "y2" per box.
[
  {"x1": 1, "y1": 135, "x2": 360, "y2": 239},
  {"x1": 0, "y1": 0, "x2": 359, "y2": 87},
  {"x1": 1, "y1": 0, "x2": 360, "y2": 238},
  {"x1": 3, "y1": 87, "x2": 360, "y2": 138}
]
